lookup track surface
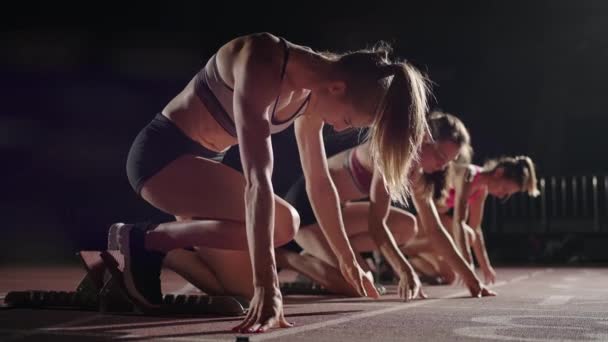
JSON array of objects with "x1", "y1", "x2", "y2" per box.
[{"x1": 1, "y1": 266, "x2": 607, "y2": 341}]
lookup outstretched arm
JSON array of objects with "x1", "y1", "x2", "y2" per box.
[
  {"x1": 368, "y1": 167, "x2": 425, "y2": 300},
  {"x1": 453, "y1": 168, "x2": 474, "y2": 266},
  {"x1": 468, "y1": 190, "x2": 496, "y2": 284},
  {"x1": 231, "y1": 33, "x2": 291, "y2": 333},
  {"x1": 411, "y1": 175, "x2": 494, "y2": 297},
  {"x1": 294, "y1": 116, "x2": 379, "y2": 299}
]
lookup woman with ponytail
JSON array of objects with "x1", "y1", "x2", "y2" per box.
[
  {"x1": 449, "y1": 155, "x2": 539, "y2": 283},
  {"x1": 410, "y1": 155, "x2": 540, "y2": 285},
  {"x1": 280, "y1": 112, "x2": 495, "y2": 300},
  {"x1": 109, "y1": 32, "x2": 430, "y2": 332}
]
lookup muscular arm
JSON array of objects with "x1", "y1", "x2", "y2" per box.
[
  {"x1": 468, "y1": 190, "x2": 492, "y2": 271},
  {"x1": 294, "y1": 115, "x2": 358, "y2": 264},
  {"x1": 411, "y1": 178, "x2": 479, "y2": 285},
  {"x1": 231, "y1": 33, "x2": 283, "y2": 287},
  {"x1": 453, "y1": 168, "x2": 474, "y2": 266},
  {"x1": 368, "y1": 167, "x2": 416, "y2": 278}
]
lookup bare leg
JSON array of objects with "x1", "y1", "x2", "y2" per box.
[
  {"x1": 294, "y1": 223, "x2": 339, "y2": 268},
  {"x1": 139, "y1": 155, "x2": 300, "y2": 253},
  {"x1": 295, "y1": 202, "x2": 417, "y2": 267},
  {"x1": 194, "y1": 247, "x2": 255, "y2": 298},
  {"x1": 163, "y1": 248, "x2": 225, "y2": 295},
  {"x1": 404, "y1": 213, "x2": 459, "y2": 284},
  {"x1": 341, "y1": 202, "x2": 418, "y2": 252},
  {"x1": 119, "y1": 155, "x2": 299, "y2": 308},
  {"x1": 409, "y1": 255, "x2": 439, "y2": 277},
  {"x1": 401, "y1": 237, "x2": 434, "y2": 256},
  {"x1": 276, "y1": 249, "x2": 358, "y2": 296}
]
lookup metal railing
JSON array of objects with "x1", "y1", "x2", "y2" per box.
[{"x1": 485, "y1": 175, "x2": 608, "y2": 234}]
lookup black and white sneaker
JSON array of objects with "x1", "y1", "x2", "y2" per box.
[{"x1": 117, "y1": 223, "x2": 164, "y2": 309}]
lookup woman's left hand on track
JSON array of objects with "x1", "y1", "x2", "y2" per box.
[{"x1": 398, "y1": 271, "x2": 427, "y2": 301}]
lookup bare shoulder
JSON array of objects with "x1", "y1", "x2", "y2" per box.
[
  {"x1": 219, "y1": 32, "x2": 284, "y2": 66},
  {"x1": 215, "y1": 32, "x2": 286, "y2": 88},
  {"x1": 356, "y1": 141, "x2": 373, "y2": 165},
  {"x1": 410, "y1": 168, "x2": 427, "y2": 198},
  {"x1": 294, "y1": 113, "x2": 323, "y2": 134},
  {"x1": 450, "y1": 163, "x2": 471, "y2": 183}
]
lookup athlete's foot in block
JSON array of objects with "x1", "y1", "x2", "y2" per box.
[
  {"x1": 108, "y1": 223, "x2": 128, "y2": 250},
  {"x1": 117, "y1": 224, "x2": 164, "y2": 308}
]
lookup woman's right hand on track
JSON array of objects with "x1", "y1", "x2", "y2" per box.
[
  {"x1": 339, "y1": 258, "x2": 381, "y2": 299},
  {"x1": 399, "y1": 270, "x2": 427, "y2": 301},
  {"x1": 232, "y1": 284, "x2": 293, "y2": 334},
  {"x1": 465, "y1": 277, "x2": 497, "y2": 298}
]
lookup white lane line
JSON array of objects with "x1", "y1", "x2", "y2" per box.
[
  {"x1": 249, "y1": 269, "x2": 551, "y2": 342},
  {"x1": 416, "y1": 305, "x2": 608, "y2": 314},
  {"x1": 538, "y1": 295, "x2": 573, "y2": 306}
]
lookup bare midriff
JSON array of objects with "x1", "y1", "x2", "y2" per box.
[
  {"x1": 327, "y1": 146, "x2": 374, "y2": 203},
  {"x1": 161, "y1": 79, "x2": 237, "y2": 153}
]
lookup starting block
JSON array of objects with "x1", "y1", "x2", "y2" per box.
[{"x1": 3, "y1": 250, "x2": 249, "y2": 317}]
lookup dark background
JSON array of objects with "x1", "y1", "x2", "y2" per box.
[{"x1": 1, "y1": 1, "x2": 607, "y2": 264}]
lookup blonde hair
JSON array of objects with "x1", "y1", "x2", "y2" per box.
[
  {"x1": 326, "y1": 42, "x2": 431, "y2": 205},
  {"x1": 367, "y1": 63, "x2": 431, "y2": 205},
  {"x1": 483, "y1": 156, "x2": 540, "y2": 197}
]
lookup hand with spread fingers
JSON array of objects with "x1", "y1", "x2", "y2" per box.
[
  {"x1": 340, "y1": 259, "x2": 381, "y2": 299},
  {"x1": 398, "y1": 270, "x2": 427, "y2": 301},
  {"x1": 232, "y1": 285, "x2": 293, "y2": 334},
  {"x1": 465, "y1": 278, "x2": 497, "y2": 298}
]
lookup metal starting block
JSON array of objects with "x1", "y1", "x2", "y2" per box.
[{"x1": 3, "y1": 250, "x2": 249, "y2": 317}]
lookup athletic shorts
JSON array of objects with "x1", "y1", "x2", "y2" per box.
[{"x1": 126, "y1": 113, "x2": 225, "y2": 195}]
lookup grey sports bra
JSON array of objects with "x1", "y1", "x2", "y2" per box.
[{"x1": 193, "y1": 37, "x2": 311, "y2": 137}]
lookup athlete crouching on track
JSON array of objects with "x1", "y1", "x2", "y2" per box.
[
  {"x1": 408, "y1": 155, "x2": 540, "y2": 285},
  {"x1": 110, "y1": 33, "x2": 431, "y2": 333},
  {"x1": 278, "y1": 111, "x2": 496, "y2": 300}
]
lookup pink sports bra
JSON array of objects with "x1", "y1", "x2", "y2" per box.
[
  {"x1": 344, "y1": 148, "x2": 373, "y2": 194},
  {"x1": 444, "y1": 165, "x2": 485, "y2": 208}
]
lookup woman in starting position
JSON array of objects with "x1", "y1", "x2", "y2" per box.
[
  {"x1": 278, "y1": 111, "x2": 495, "y2": 299},
  {"x1": 409, "y1": 155, "x2": 539, "y2": 284},
  {"x1": 112, "y1": 33, "x2": 431, "y2": 332}
]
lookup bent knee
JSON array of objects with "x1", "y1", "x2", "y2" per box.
[
  {"x1": 390, "y1": 212, "x2": 418, "y2": 245},
  {"x1": 274, "y1": 199, "x2": 300, "y2": 247},
  {"x1": 441, "y1": 270, "x2": 457, "y2": 285}
]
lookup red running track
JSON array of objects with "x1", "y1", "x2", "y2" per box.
[{"x1": 1, "y1": 265, "x2": 607, "y2": 341}]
